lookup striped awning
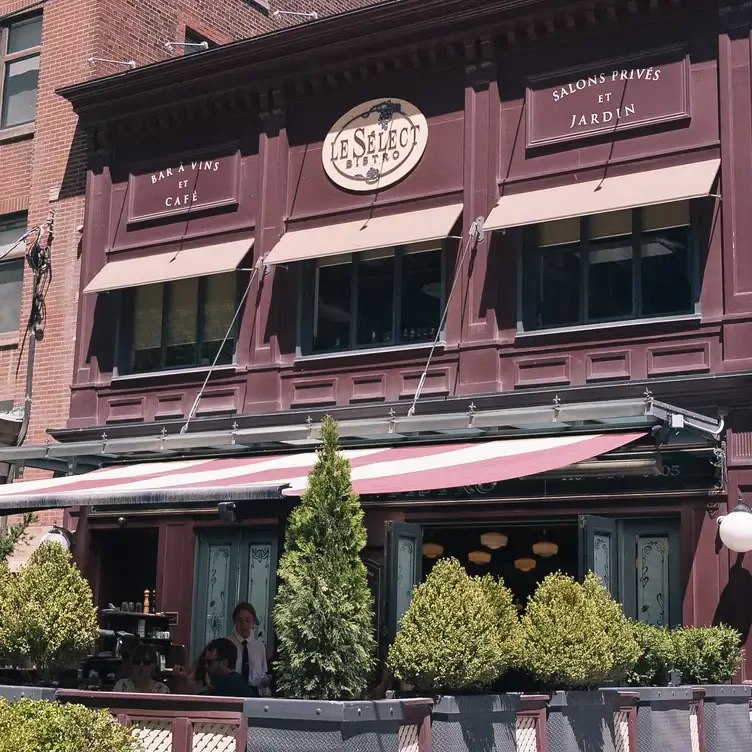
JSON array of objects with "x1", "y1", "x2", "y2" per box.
[{"x1": 0, "y1": 432, "x2": 643, "y2": 511}]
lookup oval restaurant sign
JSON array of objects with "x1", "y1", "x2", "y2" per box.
[{"x1": 323, "y1": 99, "x2": 428, "y2": 192}]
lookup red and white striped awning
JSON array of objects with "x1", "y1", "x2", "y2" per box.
[{"x1": 0, "y1": 432, "x2": 644, "y2": 511}]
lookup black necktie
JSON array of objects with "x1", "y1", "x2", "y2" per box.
[{"x1": 241, "y1": 639, "x2": 250, "y2": 683}]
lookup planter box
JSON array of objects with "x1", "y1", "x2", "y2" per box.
[
  {"x1": 431, "y1": 693, "x2": 548, "y2": 752},
  {"x1": 243, "y1": 697, "x2": 432, "y2": 752},
  {"x1": 610, "y1": 686, "x2": 695, "y2": 752},
  {"x1": 0, "y1": 685, "x2": 56, "y2": 703},
  {"x1": 547, "y1": 690, "x2": 627, "y2": 752},
  {"x1": 701, "y1": 685, "x2": 752, "y2": 752}
]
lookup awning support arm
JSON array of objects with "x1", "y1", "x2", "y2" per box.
[{"x1": 407, "y1": 216, "x2": 484, "y2": 418}]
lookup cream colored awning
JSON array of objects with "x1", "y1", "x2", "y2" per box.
[
  {"x1": 84, "y1": 238, "x2": 254, "y2": 293},
  {"x1": 484, "y1": 159, "x2": 720, "y2": 231},
  {"x1": 264, "y1": 203, "x2": 463, "y2": 265}
]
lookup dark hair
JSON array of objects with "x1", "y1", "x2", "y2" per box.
[
  {"x1": 131, "y1": 644, "x2": 158, "y2": 665},
  {"x1": 206, "y1": 638, "x2": 237, "y2": 667},
  {"x1": 232, "y1": 602, "x2": 258, "y2": 623}
]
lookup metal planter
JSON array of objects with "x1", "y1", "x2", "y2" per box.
[
  {"x1": 701, "y1": 685, "x2": 752, "y2": 752},
  {"x1": 546, "y1": 690, "x2": 627, "y2": 752},
  {"x1": 243, "y1": 697, "x2": 432, "y2": 752}
]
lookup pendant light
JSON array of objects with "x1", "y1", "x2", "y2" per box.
[
  {"x1": 422, "y1": 542, "x2": 444, "y2": 559},
  {"x1": 468, "y1": 550, "x2": 491, "y2": 565},
  {"x1": 514, "y1": 558, "x2": 537, "y2": 572},
  {"x1": 532, "y1": 531, "x2": 558, "y2": 558},
  {"x1": 480, "y1": 532, "x2": 508, "y2": 550}
]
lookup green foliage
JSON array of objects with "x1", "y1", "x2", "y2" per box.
[
  {"x1": 626, "y1": 622, "x2": 676, "y2": 687},
  {"x1": 0, "y1": 542, "x2": 99, "y2": 678},
  {"x1": 388, "y1": 558, "x2": 521, "y2": 693},
  {"x1": 0, "y1": 513, "x2": 34, "y2": 564},
  {"x1": 0, "y1": 698, "x2": 141, "y2": 752},
  {"x1": 672, "y1": 625, "x2": 742, "y2": 685},
  {"x1": 274, "y1": 416, "x2": 375, "y2": 699},
  {"x1": 520, "y1": 572, "x2": 640, "y2": 689}
]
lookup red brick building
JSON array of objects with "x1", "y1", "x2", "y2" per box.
[{"x1": 0, "y1": 0, "x2": 382, "y2": 529}]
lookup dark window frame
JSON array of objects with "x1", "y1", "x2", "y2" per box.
[
  {"x1": 183, "y1": 27, "x2": 213, "y2": 55},
  {"x1": 0, "y1": 212, "x2": 27, "y2": 334},
  {"x1": 519, "y1": 203, "x2": 700, "y2": 332},
  {"x1": 118, "y1": 273, "x2": 242, "y2": 375},
  {"x1": 0, "y1": 13, "x2": 42, "y2": 131},
  {"x1": 297, "y1": 242, "x2": 447, "y2": 357}
]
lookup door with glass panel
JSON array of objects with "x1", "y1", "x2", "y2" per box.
[
  {"x1": 578, "y1": 516, "x2": 681, "y2": 626},
  {"x1": 192, "y1": 530, "x2": 278, "y2": 660}
]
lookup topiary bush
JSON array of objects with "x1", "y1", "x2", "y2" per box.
[
  {"x1": 520, "y1": 571, "x2": 640, "y2": 689},
  {"x1": 626, "y1": 622, "x2": 676, "y2": 687},
  {"x1": 672, "y1": 625, "x2": 742, "y2": 685},
  {"x1": 274, "y1": 416, "x2": 376, "y2": 700},
  {"x1": 0, "y1": 542, "x2": 99, "y2": 680},
  {"x1": 0, "y1": 698, "x2": 141, "y2": 752},
  {"x1": 388, "y1": 558, "x2": 521, "y2": 693}
]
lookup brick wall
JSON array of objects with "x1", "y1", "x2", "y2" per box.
[{"x1": 0, "y1": 0, "x2": 383, "y2": 529}]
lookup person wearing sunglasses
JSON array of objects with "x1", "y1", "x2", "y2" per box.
[{"x1": 113, "y1": 644, "x2": 170, "y2": 694}]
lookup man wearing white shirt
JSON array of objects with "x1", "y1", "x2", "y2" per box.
[{"x1": 227, "y1": 602, "x2": 270, "y2": 695}]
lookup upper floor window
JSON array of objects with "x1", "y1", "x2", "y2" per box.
[
  {"x1": 301, "y1": 242, "x2": 444, "y2": 355},
  {"x1": 120, "y1": 273, "x2": 237, "y2": 374},
  {"x1": 0, "y1": 213, "x2": 26, "y2": 333},
  {"x1": 522, "y1": 201, "x2": 696, "y2": 331},
  {"x1": 0, "y1": 14, "x2": 42, "y2": 130},
  {"x1": 183, "y1": 28, "x2": 211, "y2": 55}
]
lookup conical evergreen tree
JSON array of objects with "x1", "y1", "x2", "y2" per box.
[{"x1": 274, "y1": 416, "x2": 376, "y2": 699}]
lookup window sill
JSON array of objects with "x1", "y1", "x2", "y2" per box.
[
  {"x1": 0, "y1": 331, "x2": 18, "y2": 348},
  {"x1": 111, "y1": 363, "x2": 239, "y2": 382},
  {"x1": 0, "y1": 122, "x2": 35, "y2": 145},
  {"x1": 295, "y1": 341, "x2": 445, "y2": 364},
  {"x1": 516, "y1": 313, "x2": 702, "y2": 340}
]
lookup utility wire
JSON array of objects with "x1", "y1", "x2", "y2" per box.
[
  {"x1": 180, "y1": 257, "x2": 264, "y2": 434},
  {"x1": 406, "y1": 217, "x2": 484, "y2": 418}
]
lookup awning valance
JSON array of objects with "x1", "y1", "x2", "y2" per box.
[
  {"x1": 83, "y1": 238, "x2": 254, "y2": 293},
  {"x1": 264, "y1": 203, "x2": 463, "y2": 265},
  {"x1": 0, "y1": 432, "x2": 643, "y2": 511},
  {"x1": 484, "y1": 159, "x2": 720, "y2": 231}
]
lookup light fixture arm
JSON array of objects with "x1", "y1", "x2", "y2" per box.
[
  {"x1": 87, "y1": 57, "x2": 136, "y2": 69},
  {"x1": 165, "y1": 41, "x2": 209, "y2": 51}
]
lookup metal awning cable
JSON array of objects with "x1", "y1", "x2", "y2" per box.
[
  {"x1": 180, "y1": 257, "x2": 263, "y2": 434},
  {"x1": 407, "y1": 216, "x2": 484, "y2": 418}
]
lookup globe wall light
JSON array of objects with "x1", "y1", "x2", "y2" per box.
[{"x1": 717, "y1": 492, "x2": 752, "y2": 554}]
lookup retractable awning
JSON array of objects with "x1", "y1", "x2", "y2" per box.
[
  {"x1": 0, "y1": 432, "x2": 643, "y2": 512},
  {"x1": 83, "y1": 238, "x2": 254, "y2": 293},
  {"x1": 484, "y1": 159, "x2": 720, "y2": 231},
  {"x1": 263, "y1": 203, "x2": 462, "y2": 265}
]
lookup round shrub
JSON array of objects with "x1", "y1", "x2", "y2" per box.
[
  {"x1": 626, "y1": 622, "x2": 676, "y2": 687},
  {"x1": 0, "y1": 542, "x2": 99, "y2": 679},
  {"x1": 388, "y1": 558, "x2": 521, "y2": 693},
  {"x1": 520, "y1": 571, "x2": 640, "y2": 689},
  {"x1": 672, "y1": 625, "x2": 742, "y2": 685},
  {"x1": 0, "y1": 698, "x2": 141, "y2": 752}
]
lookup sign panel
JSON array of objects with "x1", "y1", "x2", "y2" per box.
[
  {"x1": 526, "y1": 46, "x2": 690, "y2": 148},
  {"x1": 323, "y1": 98, "x2": 428, "y2": 192},
  {"x1": 127, "y1": 147, "x2": 241, "y2": 223}
]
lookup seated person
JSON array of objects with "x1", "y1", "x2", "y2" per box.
[
  {"x1": 203, "y1": 638, "x2": 258, "y2": 698},
  {"x1": 172, "y1": 647, "x2": 210, "y2": 695},
  {"x1": 113, "y1": 644, "x2": 170, "y2": 694}
]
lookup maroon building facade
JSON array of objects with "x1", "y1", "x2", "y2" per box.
[{"x1": 1, "y1": 0, "x2": 750, "y2": 683}]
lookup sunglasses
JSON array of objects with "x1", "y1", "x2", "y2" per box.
[
  {"x1": 204, "y1": 657, "x2": 222, "y2": 665},
  {"x1": 132, "y1": 659, "x2": 153, "y2": 667}
]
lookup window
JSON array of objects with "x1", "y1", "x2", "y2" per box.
[
  {"x1": 523, "y1": 201, "x2": 695, "y2": 331},
  {"x1": 0, "y1": 213, "x2": 26, "y2": 333},
  {"x1": 0, "y1": 14, "x2": 42, "y2": 130},
  {"x1": 121, "y1": 273, "x2": 237, "y2": 374},
  {"x1": 183, "y1": 28, "x2": 211, "y2": 55},
  {"x1": 304, "y1": 242, "x2": 444, "y2": 354}
]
